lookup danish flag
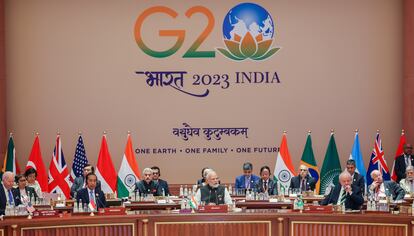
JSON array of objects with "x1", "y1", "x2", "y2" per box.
[{"x1": 48, "y1": 135, "x2": 71, "y2": 199}]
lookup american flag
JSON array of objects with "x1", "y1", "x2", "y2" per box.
[
  {"x1": 366, "y1": 132, "x2": 390, "y2": 185},
  {"x1": 48, "y1": 135, "x2": 71, "y2": 199},
  {"x1": 70, "y1": 135, "x2": 89, "y2": 182}
]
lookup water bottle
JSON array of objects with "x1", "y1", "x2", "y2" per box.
[
  {"x1": 162, "y1": 188, "x2": 165, "y2": 197},
  {"x1": 73, "y1": 201, "x2": 78, "y2": 213},
  {"x1": 79, "y1": 199, "x2": 84, "y2": 213},
  {"x1": 293, "y1": 197, "x2": 298, "y2": 210},
  {"x1": 184, "y1": 185, "x2": 188, "y2": 197},
  {"x1": 179, "y1": 185, "x2": 184, "y2": 197},
  {"x1": 228, "y1": 185, "x2": 233, "y2": 196},
  {"x1": 411, "y1": 201, "x2": 414, "y2": 216}
]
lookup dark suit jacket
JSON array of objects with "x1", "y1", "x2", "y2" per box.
[
  {"x1": 395, "y1": 154, "x2": 414, "y2": 183},
  {"x1": 76, "y1": 188, "x2": 106, "y2": 209},
  {"x1": 134, "y1": 180, "x2": 161, "y2": 196},
  {"x1": 289, "y1": 175, "x2": 316, "y2": 191},
  {"x1": 12, "y1": 186, "x2": 38, "y2": 206},
  {"x1": 70, "y1": 176, "x2": 102, "y2": 198},
  {"x1": 235, "y1": 174, "x2": 260, "y2": 190},
  {"x1": 321, "y1": 184, "x2": 364, "y2": 210},
  {"x1": 351, "y1": 172, "x2": 365, "y2": 194},
  {"x1": 154, "y1": 179, "x2": 170, "y2": 196},
  {"x1": 369, "y1": 181, "x2": 405, "y2": 201},
  {"x1": 255, "y1": 179, "x2": 278, "y2": 195},
  {"x1": 0, "y1": 184, "x2": 6, "y2": 215}
]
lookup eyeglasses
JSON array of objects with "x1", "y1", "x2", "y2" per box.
[{"x1": 300, "y1": 169, "x2": 307, "y2": 171}]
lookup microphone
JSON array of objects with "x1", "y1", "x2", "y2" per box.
[{"x1": 95, "y1": 192, "x2": 106, "y2": 209}]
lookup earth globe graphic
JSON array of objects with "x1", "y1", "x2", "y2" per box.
[{"x1": 223, "y1": 3, "x2": 274, "y2": 42}]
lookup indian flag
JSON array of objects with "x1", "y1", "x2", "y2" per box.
[
  {"x1": 117, "y1": 133, "x2": 141, "y2": 198},
  {"x1": 273, "y1": 132, "x2": 296, "y2": 193}
]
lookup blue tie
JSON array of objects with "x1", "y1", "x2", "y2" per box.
[{"x1": 8, "y1": 190, "x2": 13, "y2": 205}]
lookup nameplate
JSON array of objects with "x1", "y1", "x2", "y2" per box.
[
  {"x1": 302, "y1": 205, "x2": 333, "y2": 213},
  {"x1": 130, "y1": 201, "x2": 156, "y2": 204},
  {"x1": 197, "y1": 205, "x2": 228, "y2": 213},
  {"x1": 245, "y1": 200, "x2": 269, "y2": 203},
  {"x1": 157, "y1": 199, "x2": 167, "y2": 204},
  {"x1": 98, "y1": 207, "x2": 126, "y2": 215},
  {"x1": 33, "y1": 210, "x2": 59, "y2": 217}
]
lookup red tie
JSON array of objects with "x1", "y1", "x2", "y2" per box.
[{"x1": 89, "y1": 191, "x2": 96, "y2": 209}]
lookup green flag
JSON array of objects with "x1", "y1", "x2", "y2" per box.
[
  {"x1": 300, "y1": 133, "x2": 320, "y2": 194},
  {"x1": 2, "y1": 136, "x2": 20, "y2": 176},
  {"x1": 320, "y1": 133, "x2": 342, "y2": 195}
]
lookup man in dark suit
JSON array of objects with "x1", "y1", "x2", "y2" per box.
[
  {"x1": 0, "y1": 171, "x2": 15, "y2": 215},
  {"x1": 255, "y1": 166, "x2": 278, "y2": 195},
  {"x1": 76, "y1": 173, "x2": 106, "y2": 210},
  {"x1": 346, "y1": 159, "x2": 365, "y2": 194},
  {"x1": 134, "y1": 168, "x2": 161, "y2": 196},
  {"x1": 235, "y1": 162, "x2": 260, "y2": 191},
  {"x1": 151, "y1": 166, "x2": 170, "y2": 196},
  {"x1": 321, "y1": 172, "x2": 364, "y2": 210},
  {"x1": 369, "y1": 170, "x2": 405, "y2": 201},
  {"x1": 394, "y1": 143, "x2": 414, "y2": 183},
  {"x1": 70, "y1": 164, "x2": 101, "y2": 198},
  {"x1": 289, "y1": 164, "x2": 316, "y2": 192}
]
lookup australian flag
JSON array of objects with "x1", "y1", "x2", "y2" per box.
[
  {"x1": 70, "y1": 135, "x2": 89, "y2": 182},
  {"x1": 366, "y1": 132, "x2": 390, "y2": 185}
]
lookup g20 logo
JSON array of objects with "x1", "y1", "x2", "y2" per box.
[{"x1": 134, "y1": 3, "x2": 280, "y2": 61}]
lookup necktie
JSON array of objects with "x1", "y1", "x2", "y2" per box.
[
  {"x1": 8, "y1": 190, "x2": 13, "y2": 205},
  {"x1": 301, "y1": 179, "x2": 306, "y2": 192},
  {"x1": 245, "y1": 177, "x2": 250, "y2": 189},
  {"x1": 339, "y1": 189, "x2": 346, "y2": 205},
  {"x1": 264, "y1": 181, "x2": 268, "y2": 191},
  {"x1": 89, "y1": 191, "x2": 96, "y2": 208}
]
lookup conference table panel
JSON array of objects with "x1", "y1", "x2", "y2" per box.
[
  {"x1": 1, "y1": 209, "x2": 414, "y2": 236},
  {"x1": 1, "y1": 215, "x2": 137, "y2": 236},
  {"x1": 288, "y1": 213, "x2": 412, "y2": 236},
  {"x1": 141, "y1": 211, "x2": 282, "y2": 236}
]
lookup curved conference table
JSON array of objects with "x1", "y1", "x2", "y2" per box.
[{"x1": 0, "y1": 208, "x2": 413, "y2": 236}]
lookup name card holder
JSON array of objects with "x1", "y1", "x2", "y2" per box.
[
  {"x1": 302, "y1": 205, "x2": 333, "y2": 213},
  {"x1": 197, "y1": 205, "x2": 228, "y2": 213},
  {"x1": 98, "y1": 207, "x2": 126, "y2": 215},
  {"x1": 33, "y1": 210, "x2": 59, "y2": 217}
]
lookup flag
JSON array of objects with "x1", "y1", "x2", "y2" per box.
[
  {"x1": 300, "y1": 132, "x2": 320, "y2": 194},
  {"x1": 391, "y1": 130, "x2": 406, "y2": 182},
  {"x1": 2, "y1": 135, "x2": 20, "y2": 175},
  {"x1": 26, "y1": 135, "x2": 48, "y2": 192},
  {"x1": 320, "y1": 132, "x2": 342, "y2": 195},
  {"x1": 117, "y1": 133, "x2": 141, "y2": 198},
  {"x1": 48, "y1": 135, "x2": 71, "y2": 199},
  {"x1": 366, "y1": 132, "x2": 390, "y2": 185},
  {"x1": 96, "y1": 135, "x2": 117, "y2": 193},
  {"x1": 273, "y1": 132, "x2": 296, "y2": 192},
  {"x1": 349, "y1": 131, "x2": 366, "y2": 183},
  {"x1": 70, "y1": 135, "x2": 89, "y2": 182}
]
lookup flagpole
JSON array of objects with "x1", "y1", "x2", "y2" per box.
[
  {"x1": 9, "y1": 132, "x2": 12, "y2": 138},
  {"x1": 35, "y1": 132, "x2": 39, "y2": 137},
  {"x1": 377, "y1": 129, "x2": 381, "y2": 172},
  {"x1": 78, "y1": 131, "x2": 82, "y2": 136}
]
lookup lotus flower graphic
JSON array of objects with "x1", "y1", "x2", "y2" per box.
[{"x1": 217, "y1": 3, "x2": 280, "y2": 61}]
